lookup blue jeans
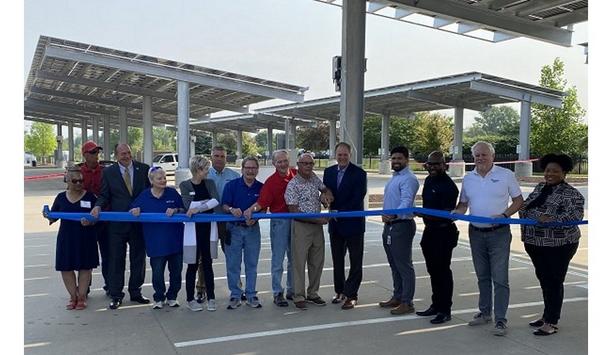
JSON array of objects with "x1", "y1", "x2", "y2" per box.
[
  {"x1": 270, "y1": 219, "x2": 293, "y2": 296},
  {"x1": 469, "y1": 225, "x2": 512, "y2": 323},
  {"x1": 225, "y1": 223, "x2": 261, "y2": 300},
  {"x1": 149, "y1": 252, "x2": 183, "y2": 302}
]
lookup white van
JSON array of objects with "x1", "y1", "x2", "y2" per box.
[
  {"x1": 24, "y1": 153, "x2": 37, "y2": 167},
  {"x1": 152, "y1": 153, "x2": 179, "y2": 175}
]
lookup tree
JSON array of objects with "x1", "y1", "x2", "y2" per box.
[
  {"x1": 531, "y1": 58, "x2": 587, "y2": 157},
  {"x1": 24, "y1": 122, "x2": 57, "y2": 164},
  {"x1": 216, "y1": 132, "x2": 237, "y2": 154},
  {"x1": 411, "y1": 112, "x2": 454, "y2": 156},
  {"x1": 363, "y1": 115, "x2": 382, "y2": 155},
  {"x1": 109, "y1": 127, "x2": 144, "y2": 156},
  {"x1": 466, "y1": 106, "x2": 520, "y2": 137},
  {"x1": 241, "y1": 132, "x2": 259, "y2": 157},
  {"x1": 296, "y1": 123, "x2": 331, "y2": 152},
  {"x1": 153, "y1": 126, "x2": 176, "y2": 152}
]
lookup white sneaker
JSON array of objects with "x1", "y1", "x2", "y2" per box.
[
  {"x1": 207, "y1": 299, "x2": 217, "y2": 312},
  {"x1": 187, "y1": 300, "x2": 203, "y2": 312},
  {"x1": 152, "y1": 301, "x2": 164, "y2": 309},
  {"x1": 166, "y1": 299, "x2": 180, "y2": 307}
]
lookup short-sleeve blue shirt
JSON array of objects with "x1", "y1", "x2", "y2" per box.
[
  {"x1": 131, "y1": 187, "x2": 184, "y2": 257},
  {"x1": 222, "y1": 177, "x2": 263, "y2": 212}
]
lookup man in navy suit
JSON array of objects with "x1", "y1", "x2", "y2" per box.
[
  {"x1": 323, "y1": 142, "x2": 367, "y2": 310},
  {"x1": 91, "y1": 143, "x2": 151, "y2": 309}
]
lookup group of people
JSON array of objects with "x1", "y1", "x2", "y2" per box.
[{"x1": 44, "y1": 139, "x2": 584, "y2": 338}]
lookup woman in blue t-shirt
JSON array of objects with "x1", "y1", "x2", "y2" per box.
[{"x1": 130, "y1": 166, "x2": 185, "y2": 309}]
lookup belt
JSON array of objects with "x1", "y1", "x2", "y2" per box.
[
  {"x1": 424, "y1": 222, "x2": 454, "y2": 228},
  {"x1": 386, "y1": 219, "x2": 413, "y2": 226},
  {"x1": 470, "y1": 224, "x2": 507, "y2": 233}
]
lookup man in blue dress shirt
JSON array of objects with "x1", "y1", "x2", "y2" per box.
[{"x1": 379, "y1": 146, "x2": 420, "y2": 315}]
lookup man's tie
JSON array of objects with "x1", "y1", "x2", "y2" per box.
[
  {"x1": 123, "y1": 168, "x2": 133, "y2": 195},
  {"x1": 337, "y1": 169, "x2": 345, "y2": 189}
]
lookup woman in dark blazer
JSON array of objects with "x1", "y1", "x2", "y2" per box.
[
  {"x1": 519, "y1": 153, "x2": 585, "y2": 336},
  {"x1": 179, "y1": 156, "x2": 221, "y2": 312}
]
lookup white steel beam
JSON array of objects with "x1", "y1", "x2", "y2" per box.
[
  {"x1": 469, "y1": 80, "x2": 563, "y2": 108},
  {"x1": 44, "y1": 46, "x2": 305, "y2": 102},
  {"x1": 388, "y1": 0, "x2": 573, "y2": 46},
  {"x1": 35, "y1": 70, "x2": 249, "y2": 114}
]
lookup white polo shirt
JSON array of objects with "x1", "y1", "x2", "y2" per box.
[{"x1": 459, "y1": 165, "x2": 521, "y2": 227}]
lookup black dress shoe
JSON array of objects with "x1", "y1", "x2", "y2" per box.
[
  {"x1": 430, "y1": 313, "x2": 451, "y2": 324},
  {"x1": 241, "y1": 292, "x2": 247, "y2": 301},
  {"x1": 416, "y1": 306, "x2": 437, "y2": 317},
  {"x1": 109, "y1": 298, "x2": 122, "y2": 309},
  {"x1": 130, "y1": 295, "x2": 150, "y2": 304},
  {"x1": 529, "y1": 319, "x2": 544, "y2": 327}
]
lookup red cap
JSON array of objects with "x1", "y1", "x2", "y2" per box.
[{"x1": 81, "y1": 140, "x2": 102, "y2": 154}]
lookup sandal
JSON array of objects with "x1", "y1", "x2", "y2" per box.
[
  {"x1": 75, "y1": 296, "x2": 87, "y2": 310},
  {"x1": 66, "y1": 299, "x2": 77, "y2": 310}
]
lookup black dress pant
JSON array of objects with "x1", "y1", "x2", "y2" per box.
[
  {"x1": 525, "y1": 242, "x2": 579, "y2": 324},
  {"x1": 108, "y1": 224, "x2": 146, "y2": 299},
  {"x1": 420, "y1": 223, "x2": 458, "y2": 315},
  {"x1": 330, "y1": 233, "x2": 364, "y2": 299},
  {"x1": 186, "y1": 223, "x2": 215, "y2": 301}
]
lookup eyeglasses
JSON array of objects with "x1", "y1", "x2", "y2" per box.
[
  {"x1": 426, "y1": 162, "x2": 444, "y2": 166},
  {"x1": 71, "y1": 179, "x2": 84, "y2": 184},
  {"x1": 243, "y1": 166, "x2": 258, "y2": 170},
  {"x1": 298, "y1": 162, "x2": 314, "y2": 166}
]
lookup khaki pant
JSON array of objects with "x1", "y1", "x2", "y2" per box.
[{"x1": 291, "y1": 220, "x2": 325, "y2": 303}]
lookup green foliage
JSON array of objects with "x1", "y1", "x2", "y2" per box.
[
  {"x1": 466, "y1": 106, "x2": 519, "y2": 137},
  {"x1": 363, "y1": 115, "x2": 382, "y2": 155},
  {"x1": 242, "y1": 132, "x2": 259, "y2": 157},
  {"x1": 411, "y1": 112, "x2": 454, "y2": 155},
  {"x1": 109, "y1": 127, "x2": 144, "y2": 157},
  {"x1": 531, "y1": 58, "x2": 587, "y2": 157},
  {"x1": 193, "y1": 132, "x2": 212, "y2": 155},
  {"x1": 24, "y1": 122, "x2": 57, "y2": 163},
  {"x1": 216, "y1": 133, "x2": 237, "y2": 154},
  {"x1": 153, "y1": 126, "x2": 176, "y2": 152},
  {"x1": 463, "y1": 135, "x2": 519, "y2": 155},
  {"x1": 296, "y1": 123, "x2": 331, "y2": 152}
]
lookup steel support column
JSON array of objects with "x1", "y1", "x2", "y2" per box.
[
  {"x1": 175, "y1": 80, "x2": 192, "y2": 185},
  {"x1": 68, "y1": 123, "x2": 74, "y2": 163},
  {"x1": 103, "y1": 117, "x2": 111, "y2": 160},
  {"x1": 340, "y1": 0, "x2": 366, "y2": 167},
  {"x1": 449, "y1": 107, "x2": 465, "y2": 177},
  {"x1": 379, "y1": 112, "x2": 391, "y2": 174},
  {"x1": 92, "y1": 117, "x2": 99, "y2": 143},
  {"x1": 81, "y1": 118, "x2": 88, "y2": 143},
  {"x1": 236, "y1": 130, "x2": 243, "y2": 161},
  {"x1": 515, "y1": 99, "x2": 533, "y2": 177},
  {"x1": 143, "y1": 95, "x2": 153, "y2": 165},
  {"x1": 329, "y1": 120, "x2": 337, "y2": 166},
  {"x1": 56, "y1": 123, "x2": 64, "y2": 168}
]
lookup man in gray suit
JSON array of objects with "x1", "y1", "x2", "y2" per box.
[{"x1": 91, "y1": 143, "x2": 151, "y2": 309}]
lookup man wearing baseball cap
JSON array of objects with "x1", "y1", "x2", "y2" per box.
[{"x1": 79, "y1": 140, "x2": 109, "y2": 295}]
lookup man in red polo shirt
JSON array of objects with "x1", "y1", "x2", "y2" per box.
[
  {"x1": 79, "y1": 140, "x2": 109, "y2": 295},
  {"x1": 244, "y1": 149, "x2": 296, "y2": 307}
]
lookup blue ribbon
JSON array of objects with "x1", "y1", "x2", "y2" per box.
[{"x1": 42, "y1": 205, "x2": 587, "y2": 227}]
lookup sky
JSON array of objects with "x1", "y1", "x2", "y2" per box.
[{"x1": 22, "y1": 0, "x2": 588, "y2": 130}]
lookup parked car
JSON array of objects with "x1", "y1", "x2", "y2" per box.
[
  {"x1": 24, "y1": 153, "x2": 37, "y2": 167},
  {"x1": 152, "y1": 153, "x2": 179, "y2": 175}
]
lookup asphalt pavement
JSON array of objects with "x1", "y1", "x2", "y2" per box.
[{"x1": 24, "y1": 166, "x2": 588, "y2": 354}]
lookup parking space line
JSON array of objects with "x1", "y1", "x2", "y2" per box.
[
  {"x1": 24, "y1": 342, "x2": 51, "y2": 349},
  {"x1": 173, "y1": 297, "x2": 587, "y2": 348},
  {"x1": 25, "y1": 264, "x2": 49, "y2": 268},
  {"x1": 24, "y1": 245, "x2": 50, "y2": 248},
  {"x1": 24, "y1": 276, "x2": 50, "y2": 281},
  {"x1": 25, "y1": 293, "x2": 48, "y2": 298}
]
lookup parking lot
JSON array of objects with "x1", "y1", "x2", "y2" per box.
[{"x1": 24, "y1": 168, "x2": 588, "y2": 354}]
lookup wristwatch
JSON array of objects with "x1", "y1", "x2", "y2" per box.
[{"x1": 229, "y1": 207, "x2": 234, "y2": 213}]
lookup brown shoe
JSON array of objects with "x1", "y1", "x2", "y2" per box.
[
  {"x1": 390, "y1": 303, "x2": 415, "y2": 315},
  {"x1": 341, "y1": 298, "x2": 357, "y2": 310},
  {"x1": 294, "y1": 301, "x2": 307, "y2": 309},
  {"x1": 379, "y1": 298, "x2": 401, "y2": 308}
]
